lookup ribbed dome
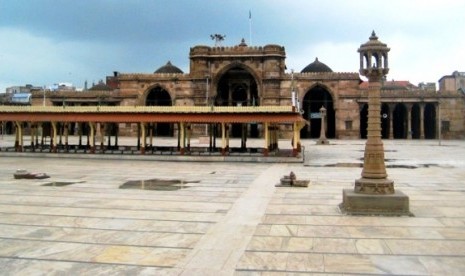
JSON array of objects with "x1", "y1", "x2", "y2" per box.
[
  {"x1": 154, "y1": 61, "x2": 183, "y2": 74},
  {"x1": 301, "y1": 57, "x2": 333, "y2": 73}
]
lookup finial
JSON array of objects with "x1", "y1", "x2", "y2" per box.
[{"x1": 370, "y1": 30, "x2": 378, "y2": 40}]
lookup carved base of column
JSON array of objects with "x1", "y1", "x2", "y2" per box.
[
  {"x1": 354, "y1": 177, "x2": 394, "y2": 194},
  {"x1": 340, "y1": 188, "x2": 411, "y2": 216}
]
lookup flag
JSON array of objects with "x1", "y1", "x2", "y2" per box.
[{"x1": 249, "y1": 10, "x2": 251, "y2": 19}]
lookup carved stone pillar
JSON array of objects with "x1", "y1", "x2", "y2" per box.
[{"x1": 341, "y1": 31, "x2": 410, "y2": 216}]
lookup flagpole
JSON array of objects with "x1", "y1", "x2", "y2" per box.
[{"x1": 249, "y1": 10, "x2": 252, "y2": 45}]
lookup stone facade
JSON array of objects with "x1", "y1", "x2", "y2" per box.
[{"x1": 30, "y1": 39, "x2": 465, "y2": 140}]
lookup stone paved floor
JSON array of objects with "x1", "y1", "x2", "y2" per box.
[{"x1": 0, "y1": 137, "x2": 464, "y2": 275}]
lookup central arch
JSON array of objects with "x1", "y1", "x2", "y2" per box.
[
  {"x1": 214, "y1": 65, "x2": 259, "y2": 138},
  {"x1": 300, "y1": 85, "x2": 335, "y2": 138},
  {"x1": 146, "y1": 86, "x2": 173, "y2": 136}
]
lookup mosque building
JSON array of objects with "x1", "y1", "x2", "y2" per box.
[{"x1": 24, "y1": 34, "x2": 465, "y2": 140}]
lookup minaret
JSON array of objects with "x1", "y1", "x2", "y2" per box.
[{"x1": 340, "y1": 31, "x2": 410, "y2": 216}]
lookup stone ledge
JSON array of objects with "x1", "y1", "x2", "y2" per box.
[{"x1": 340, "y1": 188, "x2": 413, "y2": 216}]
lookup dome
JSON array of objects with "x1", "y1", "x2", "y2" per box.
[
  {"x1": 154, "y1": 61, "x2": 183, "y2": 74},
  {"x1": 301, "y1": 57, "x2": 333, "y2": 73}
]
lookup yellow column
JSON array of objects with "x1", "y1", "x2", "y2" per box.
[
  {"x1": 180, "y1": 122, "x2": 185, "y2": 155},
  {"x1": 51, "y1": 121, "x2": 57, "y2": 153},
  {"x1": 293, "y1": 122, "x2": 299, "y2": 156},
  {"x1": 15, "y1": 122, "x2": 23, "y2": 152},
  {"x1": 140, "y1": 123, "x2": 146, "y2": 154},
  {"x1": 264, "y1": 122, "x2": 269, "y2": 156},
  {"x1": 89, "y1": 122, "x2": 95, "y2": 153}
]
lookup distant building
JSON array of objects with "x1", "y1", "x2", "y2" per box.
[
  {"x1": 5, "y1": 84, "x2": 42, "y2": 94},
  {"x1": 439, "y1": 71, "x2": 465, "y2": 92},
  {"x1": 49, "y1": 83, "x2": 76, "y2": 91},
  {"x1": 418, "y1": 82, "x2": 436, "y2": 92}
]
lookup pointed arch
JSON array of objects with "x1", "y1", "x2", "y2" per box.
[
  {"x1": 300, "y1": 84, "x2": 335, "y2": 138},
  {"x1": 145, "y1": 85, "x2": 173, "y2": 136},
  {"x1": 212, "y1": 62, "x2": 261, "y2": 102}
]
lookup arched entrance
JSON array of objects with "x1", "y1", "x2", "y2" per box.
[
  {"x1": 411, "y1": 104, "x2": 421, "y2": 139},
  {"x1": 393, "y1": 103, "x2": 407, "y2": 139},
  {"x1": 300, "y1": 85, "x2": 335, "y2": 138},
  {"x1": 215, "y1": 66, "x2": 259, "y2": 138},
  {"x1": 424, "y1": 103, "x2": 436, "y2": 139},
  {"x1": 381, "y1": 103, "x2": 390, "y2": 139},
  {"x1": 359, "y1": 104, "x2": 368, "y2": 139},
  {"x1": 146, "y1": 86, "x2": 173, "y2": 136}
]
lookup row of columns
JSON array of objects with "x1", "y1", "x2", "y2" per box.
[
  {"x1": 386, "y1": 103, "x2": 432, "y2": 140},
  {"x1": 10, "y1": 121, "x2": 302, "y2": 157},
  {"x1": 12, "y1": 122, "x2": 113, "y2": 153},
  {"x1": 140, "y1": 122, "x2": 292, "y2": 156}
]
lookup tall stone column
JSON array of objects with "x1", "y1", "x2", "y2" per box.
[
  {"x1": 341, "y1": 31, "x2": 410, "y2": 216},
  {"x1": 389, "y1": 104, "x2": 394, "y2": 139},
  {"x1": 316, "y1": 106, "x2": 329, "y2": 145},
  {"x1": 420, "y1": 103, "x2": 425, "y2": 139},
  {"x1": 407, "y1": 104, "x2": 412, "y2": 139}
]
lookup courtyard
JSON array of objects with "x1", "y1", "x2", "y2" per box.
[{"x1": 0, "y1": 137, "x2": 464, "y2": 275}]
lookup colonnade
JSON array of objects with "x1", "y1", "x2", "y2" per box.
[
  {"x1": 361, "y1": 102, "x2": 438, "y2": 139},
  {"x1": 7, "y1": 121, "x2": 302, "y2": 157}
]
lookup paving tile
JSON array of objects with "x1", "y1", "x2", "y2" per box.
[{"x1": 1, "y1": 139, "x2": 465, "y2": 274}]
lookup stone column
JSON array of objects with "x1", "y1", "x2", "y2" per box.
[
  {"x1": 341, "y1": 31, "x2": 409, "y2": 216},
  {"x1": 89, "y1": 122, "x2": 95, "y2": 154},
  {"x1": 51, "y1": 121, "x2": 57, "y2": 153},
  {"x1": 317, "y1": 106, "x2": 329, "y2": 144},
  {"x1": 407, "y1": 104, "x2": 412, "y2": 139},
  {"x1": 389, "y1": 104, "x2": 394, "y2": 139},
  {"x1": 420, "y1": 103, "x2": 425, "y2": 139},
  {"x1": 264, "y1": 122, "x2": 269, "y2": 156},
  {"x1": 179, "y1": 122, "x2": 185, "y2": 155},
  {"x1": 140, "y1": 123, "x2": 146, "y2": 154},
  {"x1": 15, "y1": 121, "x2": 22, "y2": 152}
]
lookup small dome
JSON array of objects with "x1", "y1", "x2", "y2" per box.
[
  {"x1": 301, "y1": 57, "x2": 333, "y2": 73},
  {"x1": 154, "y1": 61, "x2": 183, "y2": 74}
]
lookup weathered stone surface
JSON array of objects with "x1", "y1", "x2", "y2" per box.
[{"x1": 340, "y1": 189, "x2": 411, "y2": 216}]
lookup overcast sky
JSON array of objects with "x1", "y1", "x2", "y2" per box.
[{"x1": 1, "y1": 0, "x2": 464, "y2": 92}]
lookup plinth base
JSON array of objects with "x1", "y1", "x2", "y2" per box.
[{"x1": 340, "y1": 189, "x2": 412, "y2": 216}]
